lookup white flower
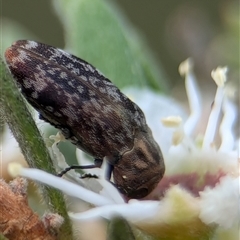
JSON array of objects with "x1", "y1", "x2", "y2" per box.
[
  {"x1": 8, "y1": 59, "x2": 239, "y2": 239},
  {"x1": 199, "y1": 175, "x2": 239, "y2": 229}
]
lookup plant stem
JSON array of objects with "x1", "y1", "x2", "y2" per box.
[{"x1": 0, "y1": 57, "x2": 73, "y2": 239}]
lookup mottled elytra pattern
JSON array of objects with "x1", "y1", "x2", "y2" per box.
[{"x1": 5, "y1": 40, "x2": 165, "y2": 199}]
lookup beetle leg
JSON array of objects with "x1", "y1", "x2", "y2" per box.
[
  {"x1": 80, "y1": 173, "x2": 98, "y2": 179},
  {"x1": 105, "y1": 163, "x2": 114, "y2": 181},
  {"x1": 57, "y1": 158, "x2": 103, "y2": 177}
]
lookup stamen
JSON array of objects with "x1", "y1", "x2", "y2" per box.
[
  {"x1": 211, "y1": 67, "x2": 227, "y2": 87},
  {"x1": 8, "y1": 162, "x2": 24, "y2": 177},
  {"x1": 202, "y1": 67, "x2": 228, "y2": 150},
  {"x1": 172, "y1": 130, "x2": 184, "y2": 145},
  {"x1": 8, "y1": 163, "x2": 113, "y2": 206},
  {"x1": 99, "y1": 178, "x2": 125, "y2": 204},
  {"x1": 219, "y1": 97, "x2": 236, "y2": 152},
  {"x1": 69, "y1": 200, "x2": 159, "y2": 222},
  {"x1": 179, "y1": 59, "x2": 201, "y2": 136},
  {"x1": 161, "y1": 116, "x2": 182, "y2": 127}
]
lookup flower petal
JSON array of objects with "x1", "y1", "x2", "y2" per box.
[
  {"x1": 8, "y1": 163, "x2": 114, "y2": 206},
  {"x1": 199, "y1": 176, "x2": 240, "y2": 229},
  {"x1": 69, "y1": 200, "x2": 159, "y2": 222}
]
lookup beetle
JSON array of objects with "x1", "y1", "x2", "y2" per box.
[{"x1": 5, "y1": 40, "x2": 165, "y2": 199}]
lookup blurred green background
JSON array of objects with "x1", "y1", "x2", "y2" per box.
[{"x1": 1, "y1": 0, "x2": 239, "y2": 95}]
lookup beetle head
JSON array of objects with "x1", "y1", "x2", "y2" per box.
[{"x1": 113, "y1": 129, "x2": 165, "y2": 199}]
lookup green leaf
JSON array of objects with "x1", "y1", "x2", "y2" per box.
[
  {"x1": 107, "y1": 217, "x2": 136, "y2": 240},
  {"x1": 52, "y1": 0, "x2": 168, "y2": 91}
]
